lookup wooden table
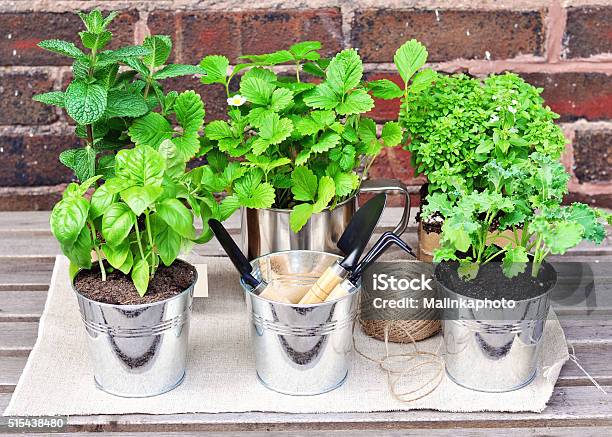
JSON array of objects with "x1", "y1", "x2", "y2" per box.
[{"x1": 1, "y1": 209, "x2": 611, "y2": 436}]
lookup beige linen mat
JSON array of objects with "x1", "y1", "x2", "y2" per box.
[{"x1": 3, "y1": 256, "x2": 568, "y2": 416}]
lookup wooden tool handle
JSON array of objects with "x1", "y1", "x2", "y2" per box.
[
  {"x1": 325, "y1": 282, "x2": 349, "y2": 302},
  {"x1": 258, "y1": 284, "x2": 293, "y2": 304},
  {"x1": 298, "y1": 264, "x2": 346, "y2": 304}
]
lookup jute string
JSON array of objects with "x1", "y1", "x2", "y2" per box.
[{"x1": 353, "y1": 319, "x2": 445, "y2": 403}]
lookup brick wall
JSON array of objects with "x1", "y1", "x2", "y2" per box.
[{"x1": 0, "y1": 0, "x2": 610, "y2": 210}]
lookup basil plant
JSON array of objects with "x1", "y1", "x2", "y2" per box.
[{"x1": 198, "y1": 41, "x2": 417, "y2": 232}]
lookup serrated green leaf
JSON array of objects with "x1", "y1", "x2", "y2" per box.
[
  {"x1": 313, "y1": 176, "x2": 335, "y2": 213},
  {"x1": 394, "y1": 39, "x2": 428, "y2": 85},
  {"x1": 312, "y1": 132, "x2": 340, "y2": 153},
  {"x1": 143, "y1": 35, "x2": 172, "y2": 68},
  {"x1": 409, "y1": 68, "x2": 436, "y2": 93},
  {"x1": 234, "y1": 172, "x2": 275, "y2": 209},
  {"x1": 333, "y1": 172, "x2": 359, "y2": 197},
  {"x1": 566, "y1": 203, "x2": 606, "y2": 243},
  {"x1": 115, "y1": 145, "x2": 165, "y2": 186},
  {"x1": 79, "y1": 30, "x2": 112, "y2": 50},
  {"x1": 295, "y1": 148, "x2": 312, "y2": 166},
  {"x1": 240, "y1": 77, "x2": 275, "y2": 106},
  {"x1": 128, "y1": 112, "x2": 173, "y2": 148},
  {"x1": 153, "y1": 64, "x2": 204, "y2": 80},
  {"x1": 258, "y1": 112, "x2": 292, "y2": 145},
  {"x1": 290, "y1": 203, "x2": 314, "y2": 233},
  {"x1": 457, "y1": 261, "x2": 479, "y2": 281},
  {"x1": 200, "y1": 55, "x2": 229, "y2": 85},
  {"x1": 59, "y1": 147, "x2": 97, "y2": 182},
  {"x1": 270, "y1": 88, "x2": 293, "y2": 112},
  {"x1": 33, "y1": 91, "x2": 65, "y2": 108},
  {"x1": 38, "y1": 39, "x2": 85, "y2": 59},
  {"x1": 303, "y1": 82, "x2": 339, "y2": 110},
  {"x1": 290, "y1": 41, "x2": 321, "y2": 58},
  {"x1": 381, "y1": 121, "x2": 402, "y2": 147},
  {"x1": 336, "y1": 89, "x2": 374, "y2": 115},
  {"x1": 291, "y1": 166, "x2": 318, "y2": 202},
  {"x1": 326, "y1": 49, "x2": 363, "y2": 95},
  {"x1": 502, "y1": 246, "x2": 529, "y2": 278},
  {"x1": 65, "y1": 80, "x2": 107, "y2": 125},
  {"x1": 545, "y1": 221, "x2": 584, "y2": 255},
  {"x1": 243, "y1": 67, "x2": 277, "y2": 82},
  {"x1": 367, "y1": 79, "x2": 404, "y2": 99},
  {"x1": 104, "y1": 90, "x2": 148, "y2": 118}
]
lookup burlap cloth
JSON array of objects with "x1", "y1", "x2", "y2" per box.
[{"x1": 3, "y1": 256, "x2": 568, "y2": 416}]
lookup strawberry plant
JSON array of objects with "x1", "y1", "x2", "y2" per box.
[
  {"x1": 197, "y1": 41, "x2": 415, "y2": 232},
  {"x1": 32, "y1": 10, "x2": 204, "y2": 183}
]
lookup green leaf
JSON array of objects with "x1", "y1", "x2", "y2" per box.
[
  {"x1": 303, "y1": 82, "x2": 339, "y2": 110},
  {"x1": 128, "y1": 111, "x2": 173, "y2": 148},
  {"x1": 326, "y1": 49, "x2": 363, "y2": 95},
  {"x1": 333, "y1": 172, "x2": 359, "y2": 197},
  {"x1": 104, "y1": 90, "x2": 148, "y2": 118},
  {"x1": 38, "y1": 39, "x2": 85, "y2": 59},
  {"x1": 132, "y1": 258, "x2": 150, "y2": 297},
  {"x1": 240, "y1": 77, "x2": 274, "y2": 106},
  {"x1": 153, "y1": 64, "x2": 204, "y2": 80},
  {"x1": 61, "y1": 226, "x2": 93, "y2": 269},
  {"x1": 50, "y1": 197, "x2": 89, "y2": 245},
  {"x1": 290, "y1": 203, "x2": 314, "y2": 233},
  {"x1": 566, "y1": 203, "x2": 606, "y2": 244},
  {"x1": 270, "y1": 88, "x2": 293, "y2": 112},
  {"x1": 358, "y1": 118, "x2": 377, "y2": 145},
  {"x1": 156, "y1": 198, "x2": 195, "y2": 239},
  {"x1": 65, "y1": 80, "x2": 107, "y2": 125},
  {"x1": 155, "y1": 222, "x2": 182, "y2": 266},
  {"x1": 200, "y1": 55, "x2": 229, "y2": 85},
  {"x1": 291, "y1": 166, "x2": 318, "y2": 201},
  {"x1": 545, "y1": 221, "x2": 584, "y2": 255},
  {"x1": 410, "y1": 68, "x2": 436, "y2": 93},
  {"x1": 312, "y1": 132, "x2": 341, "y2": 153},
  {"x1": 115, "y1": 145, "x2": 166, "y2": 186},
  {"x1": 102, "y1": 203, "x2": 135, "y2": 247},
  {"x1": 117, "y1": 250, "x2": 133, "y2": 275},
  {"x1": 502, "y1": 246, "x2": 529, "y2": 278},
  {"x1": 336, "y1": 89, "x2": 374, "y2": 115},
  {"x1": 233, "y1": 173, "x2": 275, "y2": 209},
  {"x1": 289, "y1": 41, "x2": 321, "y2": 58},
  {"x1": 143, "y1": 35, "x2": 172, "y2": 67},
  {"x1": 442, "y1": 214, "x2": 478, "y2": 253},
  {"x1": 174, "y1": 90, "x2": 205, "y2": 135},
  {"x1": 158, "y1": 139, "x2": 185, "y2": 179},
  {"x1": 103, "y1": 241, "x2": 130, "y2": 270},
  {"x1": 367, "y1": 79, "x2": 403, "y2": 99},
  {"x1": 394, "y1": 39, "x2": 428, "y2": 85},
  {"x1": 381, "y1": 121, "x2": 402, "y2": 147},
  {"x1": 313, "y1": 176, "x2": 335, "y2": 213},
  {"x1": 79, "y1": 30, "x2": 112, "y2": 51},
  {"x1": 457, "y1": 261, "x2": 479, "y2": 281},
  {"x1": 204, "y1": 121, "x2": 233, "y2": 141},
  {"x1": 33, "y1": 91, "x2": 65, "y2": 108},
  {"x1": 120, "y1": 185, "x2": 163, "y2": 215},
  {"x1": 90, "y1": 184, "x2": 116, "y2": 219},
  {"x1": 253, "y1": 113, "x2": 292, "y2": 155},
  {"x1": 59, "y1": 147, "x2": 97, "y2": 183}
]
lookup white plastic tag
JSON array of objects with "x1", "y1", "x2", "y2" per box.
[{"x1": 193, "y1": 264, "x2": 208, "y2": 298}]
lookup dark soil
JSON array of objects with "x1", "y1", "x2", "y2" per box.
[
  {"x1": 74, "y1": 259, "x2": 196, "y2": 305},
  {"x1": 417, "y1": 184, "x2": 443, "y2": 234},
  {"x1": 436, "y1": 261, "x2": 556, "y2": 301}
]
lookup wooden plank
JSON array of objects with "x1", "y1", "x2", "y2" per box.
[
  {"x1": 0, "y1": 290, "x2": 47, "y2": 322},
  {"x1": 0, "y1": 357, "x2": 26, "y2": 393},
  {"x1": 0, "y1": 323, "x2": 37, "y2": 357},
  {"x1": 0, "y1": 258, "x2": 53, "y2": 290}
]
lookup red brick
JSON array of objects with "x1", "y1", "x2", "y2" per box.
[
  {"x1": 369, "y1": 146, "x2": 425, "y2": 187},
  {"x1": 0, "y1": 10, "x2": 138, "y2": 66},
  {"x1": 563, "y1": 6, "x2": 612, "y2": 59},
  {"x1": 0, "y1": 185, "x2": 64, "y2": 211},
  {"x1": 146, "y1": 11, "x2": 179, "y2": 63},
  {"x1": 240, "y1": 9, "x2": 343, "y2": 59},
  {"x1": 0, "y1": 71, "x2": 59, "y2": 125},
  {"x1": 573, "y1": 128, "x2": 612, "y2": 183},
  {"x1": 180, "y1": 12, "x2": 242, "y2": 64},
  {"x1": 0, "y1": 134, "x2": 81, "y2": 186},
  {"x1": 521, "y1": 72, "x2": 612, "y2": 122},
  {"x1": 352, "y1": 9, "x2": 545, "y2": 62}
]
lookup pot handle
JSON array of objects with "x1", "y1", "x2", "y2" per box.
[{"x1": 358, "y1": 179, "x2": 411, "y2": 236}]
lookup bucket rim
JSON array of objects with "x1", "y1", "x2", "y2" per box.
[
  {"x1": 243, "y1": 249, "x2": 359, "y2": 307},
  {"x1": 433, "y1": 261, "x2": 557, "y2": 304},
  {"x1": 72, "y1": 258, "x2": 197, "y2": 310}
]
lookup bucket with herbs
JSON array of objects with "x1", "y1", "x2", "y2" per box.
[{"x1": 34, "y1": 10, "x2": 226, "y2": 397}]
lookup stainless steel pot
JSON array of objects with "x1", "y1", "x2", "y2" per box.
[
  {"x1": 74, "y1": 266, "x2": 195, "y2": 397},
  {"x1": 240, "y1": 179, "x2": 411, "y2": 260},
  {"x1": 243, "y1": 250, "x2": 360, "y2": 395},
  {"x1": 436, "y1": 263, "x2": 556, "y2": 392}
]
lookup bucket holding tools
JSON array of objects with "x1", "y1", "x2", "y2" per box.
[{"x1": 242, "y1": 250, "x2": 360, "y2": 395}]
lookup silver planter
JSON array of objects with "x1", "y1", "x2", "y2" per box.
[
  {"x1": 73, "y1": 266, "x2": 195, "y2": 397},
  {"x1": 436, "y1": 263, "x2": 556, "y2": 392},
  {"x1": 243, "y1": 250, "x2": 360, "y2": 395},
  {"x1": 240, "y1": 178, "x2": 411, "y2": 260}
]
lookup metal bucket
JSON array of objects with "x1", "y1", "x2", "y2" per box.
[
  {"x1": 241, "y1": 179, "x2": 412, "y2": 260},
  {"x1": 73, "y1": 268, "x2": 195, "y2": 397},
  {"x1": 243, "y1": 250, "x2": 360, "y2": 395},
  {"x1": 435, "y1": 263, "x2": 556, "y2": 392}
]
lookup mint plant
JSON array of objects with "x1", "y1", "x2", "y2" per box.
[
  {"x1": 198, "y1": 41, "x2": 408, "y2": 232},
  {"x1": 33, "y1": 10, "x2": 204, "y2": 183},
  {"x1": 50, "y1": 142, "x2": 213, "y2": 296}
]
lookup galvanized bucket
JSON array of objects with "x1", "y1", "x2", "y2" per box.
[
  {"x1": 243, "y1": 250, "x2": 360, "y2": 395},
  {"x1": 73, "y1": 268, "x2": 195, "y2": 397},
  {"x1": 240, "y1": 179, "x2": 412, "y2": 260},
  {"x1": 436, "y1": 263, "x2": 556, "y2": 392}
]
